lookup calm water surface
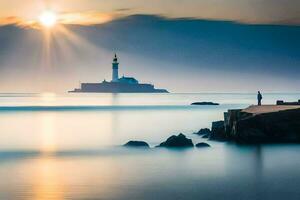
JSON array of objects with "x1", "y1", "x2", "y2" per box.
[{"x1": 0, "y1": 93, "x2": 299, "y2": 200}]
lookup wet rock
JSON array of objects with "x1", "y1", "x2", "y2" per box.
[
  {"x1": 202, "y1": 134, "x2": 210, "y2": 139},
  {"x1": 221, "y1": 107, "x2": 300, "y2": 143},
  {"x1": 210, "y1": 121, "x2": 227, "y2": 141},
  {"x1": 191, "y1": 102, "x2": 219, "y2": 106},
  {"x1": 235, "y1": 108, "x2": 300, "y2": 143},
  {"x1": 194, "y1": 128, "x2": 211, "y2": 136},
  {"x1": 124, "y1": 141, "x2": 150, "y2": 148},
  {"x1": 157, "y1": 133, "x2": 194, "y2": 148},
  {"x1": 195, "y1": 142, "x2": 211, "y2": 148}
]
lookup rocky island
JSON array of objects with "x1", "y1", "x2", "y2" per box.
[
  {"x1": 191, "y1": 102, "x2": 219, "y2": 105},
  {"x1": 70, "y1": 54, "x2": 168, "y2": 93}
]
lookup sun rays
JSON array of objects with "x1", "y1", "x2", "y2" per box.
[
  {"x1": 39, "y1": 22, "x2": 101, "y2": 68},
  {"x1": 36, "y1": 10, "x2": 112, "y2": 86},
  {"x1": 0, "y1": 5, "x2": 115, "y2": 92},
  {"x1": 0, "y1": 10, "x2": 115, "y2": 28}
]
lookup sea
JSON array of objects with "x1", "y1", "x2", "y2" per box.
[{"x1": 0, "y1": 93, "x2": 299, "y2": 200}]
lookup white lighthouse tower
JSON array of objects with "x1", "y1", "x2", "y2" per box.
[{"x1": 112, "y1": 54, "x2": 119, "y2": 82}]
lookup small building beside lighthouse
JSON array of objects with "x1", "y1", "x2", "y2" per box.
[{"x1": 70, "y1": 54, "x2": 168, "y2": 93}]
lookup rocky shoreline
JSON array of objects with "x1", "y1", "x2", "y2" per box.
[
  {"x1": 124, "y1": 105, "x2": 300, "y2": 148},
  {"x1": 207, "y1": 105, "x2": 300, "y2": 143}
]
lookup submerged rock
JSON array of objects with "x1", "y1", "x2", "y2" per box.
[
  {"x1": 124, "y1": 141, "x2": 150, "y2": 148},
  {"x1": 157, "y1": 133, "x2": 194, "y2": 148},
  {"x1": 195, "y1": 142, "x2": 211, "y2": 148},
  {"x1": 194, "y1": 128, "x2": 211, "y2": 136},
  {"x1": 191, "y1": 102, "x2": 219, "y2": 106}
]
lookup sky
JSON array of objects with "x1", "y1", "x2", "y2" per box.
[
  {"x1": 0, "y1": 0, "x2": 300, "y2": 25},
  {"x1": 0, "y1": 0, "x2": 299, "y2": 93}
]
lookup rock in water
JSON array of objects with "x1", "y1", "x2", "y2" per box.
[
  {"x1": 195, "y1": 143, "x2": 211, "y2": 148},
  {"x1": 124, "y1": 141, "x2": 150, "y2": 148},
  {"x1": 191, "y1": 102, "x2": 219, "y2": 106},
  {"x1": 157, "y1": 133, "x2": 194, "y2": 148},
  {"x1": 194, "y1": 128, "x2": 211, "y2": 136},
  {"x1": 210, "y1": 121, "x2": 227, "y2": 141}
]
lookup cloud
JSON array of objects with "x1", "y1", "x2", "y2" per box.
[
  {"x1": 0, "y1": 16, "x2": 23, "y2": 25},
  {"x1": 0, "y1": 11, "x2": 117, "y2": 27},
  {"x1": 114, "y1": 8, "x2": 132, "y2": 12},
  {"x1": 59, "y1": 11, "x2": 115, "y2": 25}
]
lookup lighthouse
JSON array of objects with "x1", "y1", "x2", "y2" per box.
[
  {"x1": 69, "y1": 53, "x2": 169, "y2": 93},
  {"x1": 112, "y1": 54, "x2": 119, "y2": 82}
]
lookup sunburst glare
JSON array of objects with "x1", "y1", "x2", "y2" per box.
[{"x1": 39, "y1": 11, "x2": 57, "y2": 28}]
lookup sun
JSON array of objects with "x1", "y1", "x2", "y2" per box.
[{"x1": 39, "y1": 11, "x2": 57, "y2": 28}]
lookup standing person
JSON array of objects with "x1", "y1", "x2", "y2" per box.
[{"x1": 257, "y1": 91, "x2": 262, "y2": 106}]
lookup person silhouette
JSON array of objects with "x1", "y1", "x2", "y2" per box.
[{"x1": 257, "y1": 91, "x2": 262, "y2": 106}]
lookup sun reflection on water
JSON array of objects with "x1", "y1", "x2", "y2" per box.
[
  {"x1": 40, "y1": 113, "x2": 57, "y2": 154},
  {"x1": 39, "y1": 92, "x2": 57, "y2": 103},
  {"x1": 32, "y1": 157, "x2": 65, "y2": 200}
]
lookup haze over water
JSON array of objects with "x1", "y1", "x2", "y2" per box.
[{"x1": 0, "y1": 93, "x2": 300, "y2": 200}]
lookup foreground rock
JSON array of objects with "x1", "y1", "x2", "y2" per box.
[
  {"x1": 194, "y1": 128, "x2": 211, "y2": 136},
  {"x1": 124, "y1": 141, "x2": 150, "y2": 148},
  {"x1": 195, "y1": 143, "x2": 211, "y2": 148},
  {"x1": 230, "y1": 108, "x2": 300, "y2": 143},
  {"x1": 210, "y1": 121, "x2": 227, "y2": 141},
  {"x1": 209, "y1": 106, "x2": 300, "y2": 143},
  {"x1": 191, "y1": 102, "x2": 219, "y2": 106},
  {"x1": 157, "y1": 133, "x2": 194, "y2": 148}
]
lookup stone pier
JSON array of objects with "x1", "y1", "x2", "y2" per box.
[{"x1": 211, "y1": 105, "x2": 300, "y2": 143}]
